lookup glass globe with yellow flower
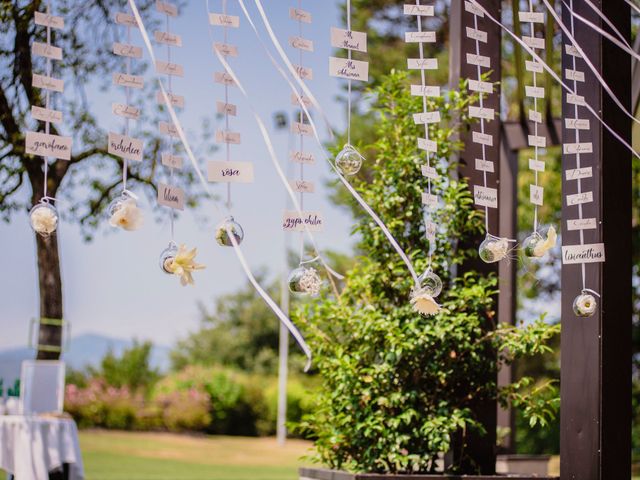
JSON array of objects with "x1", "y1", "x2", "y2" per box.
[
  {"x1": 410, "y1": 267, "x2": 443, "y2": 316},
  {"x1": 161, "y1": 243, "x2": 206, "y2": 286}
]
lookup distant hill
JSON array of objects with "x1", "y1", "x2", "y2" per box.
[{"x1": 0, "y1": 333, "x2": 170, "y2": 385}]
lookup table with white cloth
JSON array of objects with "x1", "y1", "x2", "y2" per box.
[{"x1": 0, "y1": 416, "x2": 84, "y2": 480}]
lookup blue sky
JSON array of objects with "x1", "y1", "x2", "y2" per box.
[{"x1": 0, "y1": 1, "x2": 356, "y2": 350}]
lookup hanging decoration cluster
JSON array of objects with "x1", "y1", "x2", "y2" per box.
[
  {"x1": 206, "y1": 0, "x2": 249, "y2": 249},
  {"x1": 26, "y1": 0, "x2": 72, "y2": 238},
  {"x1": 403, "y1": 1, "x2": 443, "y2": 316},
  {"x1": 107, "y1": 6, "x2": 145, "y2": 231},
  {"x1": 518, "y1": 2, "x2": 557, "y2": 260},
  {"x1": 285, "y1": 2, "x2": 324, "y2": 297},
  {"x1": 153, "y1": 1, "x2": 205, "y2": 286}
]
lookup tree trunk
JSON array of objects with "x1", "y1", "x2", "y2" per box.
[{"x1": 35, "y1": 231, "x2": 64, "y2": 360}]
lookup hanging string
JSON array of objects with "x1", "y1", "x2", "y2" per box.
[
  {"x1": 295, "y1": 0, "x2": 305, "y2": 263},
  {"x1": 346, "y1": 0, "x2": 352, "y2": 145},
  {"x1": 41, "y1": 0, "x2": 53, "y2": 201},
  {"x1": 165, "y1": 3, "x2": 176, "y2": 242},
  {"x1": 221, "y1": 0, "x2": 233, "y2": 211}
]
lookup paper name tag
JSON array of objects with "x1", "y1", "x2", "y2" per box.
[
  {"x1": 159, "y1": 121, "x2": 179, "y2": 138},
  {"x1": 530, "y1": 185, "x2": 544, "y2": 206},
  {"x1": 32, "y1": 74, "x2": 63, "y2": 92},
  {"x1": 207, "y1": 160, "x2": 254, "y2": 183},
  {"x1": 282, "y1": 211, "x2": 324, "y2": 232},
  {"x1": 31, "y1": 105, "x2": 63, "y2": 124},
  {"x1": 565, "y1": 44, "x2": 581, "y2": 57},
  {"x1": 565, "y1": 118, "x2": 590, "y2": 130},
  {"x1": 563, "y1": 142, "x2": 593, "y2": 154},
  {"x1": 156, "y1": 61, "x2": 183, "y2": 77},
  {"x1": 465, "y1": 27, "x2": 486, "y2": 43},
  {"x1": 35, "y1": 12, "x2": 64, "y2": 29},
  {"x1": 290, "y1": 151, "x2": 315, "y2": 164},
  {"x1": 475, "y1": 159, "x2": 494, "y2": 172},
  {"x1": 528, "y1": 135, "x2": 546, "y2": 148},
  {"x1": 566, "y1": 93, "x2": 585, "y2": 106},
  {"x1": 565, "y1": 69, "x2": 585, "y2": 82},
  {"x1": 464, "y1": 0, "x2": 484, "y2": 17},
  {"x1": 161, "y1": 153, "x2": 183, "y2": 169},
  {"x1": 418, "y1": 137, "x2": 437, "y2": 152},
  {"x1": 209, "y1": 13, "x2": 240, "y2": 27},
  {"x1": 115, "y1": 12, "x2": 138, "y2": 28},
  {"x1": 469, "y1": 106, "x2": 494, "y2": 120},
  {"x1": 329, "y1": 57, "x2": 369, "y2": 81},
  {"x1": 331, "y1": 28, "x2": 367, "y2": 52},
  {"x1": 290, "y1": 7, "x2": 312, "y2": 23},
  {"x1": 294, "y1": 65, "x2": 313, "y2": 80},
  {"x1": 413, "y1": 111, "x2": 441, "y2": 124},
  {"x1": 410, "y1": 84, "x2": 440, "y2": 97},
  {"x1": 468, "y1": 79, "x2": 493, "y2": 93},
  {"x1": 523, "y1": 36, "x2": 545, "y2": 49},
  {"x1": 156, "y1": 0, "x2": 177, "y2": 17},
  {"x1": 112, "y1": 103, "x2": 140, "y2": 120},
  {"x1": 408, "y1": 58, "x2": 438, "y2": 70},
  {"x1": 529, "y1": 109, "x2": 542, "y2": 123},
  {"x1": 113, "y1": 42, "x2": 142, "y2": 59},
  {"x1": 562, "y1": 243, "x2": 605, "y2": 264},
  {"x1": 291, "y1": 122, "x2": 313, "y2": 136},
  {"x1": 525, "y1": 60, "x2": 543, "y2": 73},
  {"x1": 426, "y1": 221, "x2": 437, "y2": 239},
  {"x1": 289, "y1": 179, "x2": 315, "y2": 193},
  {"x1": 155, "y1": 31, "x2": 182, "y2": 47},
  {"x1": 518, "y1": 11, "x2": 544, "y2": 23},
  {"x1": 472, "y1": 131, "x2": 493, "y2": 147},
  {"x1": 214, "y1": 42, "x2": 239, "y2": 57},
  {"x1": 158, "y1": 183, "x2": 184, "y2": 210},
  {"x1": 529, "y1": 158, "x2": 545, "y2": 172},
  {"x1": 156, "y1": 91, "x2": 185, "y2": 108},
  {"x1": 289, "y1": 36, "x2": 314, "y2": 52},
  {"x1": 113, "y1": 73, "x2": 144, "y2": 89},
  {"x1": 474, "y1": 185, "x2": 497, "y2": 208},
  {"x1": 422, "y1": 192, "x2": 438, "y2": 207},
  {"x1": 421, "y1": 165, "x2": 438, "y2": 179},
  {"x1": 565, "y1": 167, "x2": 592, "y2": 180},
  {"x1": 32, "y1": 42, "x2": 62, "y2": 60},
  {"x1": 567, "y1": 218, "x2": 597, "y2": 231},
  {"x1": 525, "y1": 85, "x2": 545, "y2": 98},
  {"x1": 406, "y1": 31, "x2": 437, "y2": 43},
  {"x1": 291, "y1": 93, "x2": 312, "y2": 107},
  {"x1": 404, "y1": 4, "x2": 434, "y2": 15},
  {"x1": 466, "y1": 53, "x2": 490, "y2": 68},
  {"x1": 216, "y1": 101, "x2": 237, "y2": 116},
  {"x1": 25, "y1": 131, "x2": 71, "y2": 160},
  {"x1": 216, "y1": 130, "x2": 241, "y2": 144},
  {"x1": 214, "y1": 72, "x2": 235, "y2": 86},
  {"x1": 108, "y1": 132, "x2": 143, "y2": 161},
  {"x1": 566, "y1": 191, "x2": 593, "y2": 206}
]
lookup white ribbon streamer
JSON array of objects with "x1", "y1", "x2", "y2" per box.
[
  {"x1": 240, "y1": 0, "x2": 421, "y2": 286},
  {"x1": 127, "y1": 0, "x2": 313, "y2": 369},
  {"x1": 581, "y1": 0, "x2": 632, "y2": 49},
  {"x1": 468, "y1": 0, "x2": 640, "y2": 160}
]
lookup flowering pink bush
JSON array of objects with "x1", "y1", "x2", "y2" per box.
[{"x1": 154, "y1": 388, "x2": 212, "y2": 432}]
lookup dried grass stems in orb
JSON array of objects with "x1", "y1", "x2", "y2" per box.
[
  {"x1": 288, "y1": 265, "x2": 323, "y2": 297},
  {"x1": 410, "y1": 268, "x2": 442, "y2": 316},
  {"x1": 215, "y1": 216, "x2": 244, "y2": 247},
  {"x1": 335, "y1": 144, "x2": 364, "y2": 176},
  {"x1": 573, "y1": 290, "x2": 597, "y2": 317},
  {"x1": 523, "y1": 225, "x2": 557, "y2": 259},
  {"x1": 162, "y1": 243, "x2": 206, "y2": 286},
  {"x1": 108, "y1": 192, "x2": 143, "y2": 231},
  {"x1": 478, "y1": 234, "x2": 511, "y2": 263},
  {"x1": 29, "y1": 201, "x2": 59, "y2": 238}
]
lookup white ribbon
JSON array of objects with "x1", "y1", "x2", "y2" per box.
[
  {"x1": 241, "y1": 0, "x2": 421, "y2": 286},
  {"x1": 468, "y1": 0, "x2": 640, "y2": 160},
  {"x1": 127, "y1": 0, "x2": 313, "y2": 369}
]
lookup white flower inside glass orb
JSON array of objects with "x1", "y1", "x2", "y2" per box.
[
  {"x1": 108, "y1": 193, "x2": 143, "y2": 231},
  {"x1": 410, "y1": 268, "x2": 442, "y2": 316},
  {"x1": 478, "y1": 235, "x2": 509, "y2": 263},
  {"x1": 573, "y1": 291, "x2": 597, "y2": 318},
  {"x1": 29, "y1": 202, "x2": 59, "y2": 238},
  {"x1": 335, "y1": 144, "x2": 364, "y2": 176},
  {"x1": 288, "y1": 266, "x2": 322, "y2": 297},
  {"x1": 523, "y1": 225, "x2": 557, "y2": 258}
]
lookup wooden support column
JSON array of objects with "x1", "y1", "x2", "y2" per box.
[
  {"x1": 450, "y1": 0, "x2": 502, "y2": 473},
  {"x1": 560, "y1": 1, "x2": 632, "y2": 479}
]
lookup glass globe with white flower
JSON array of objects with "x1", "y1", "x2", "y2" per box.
[
  {"x1": 288, "y1": 265, "x2": 323, "y2": 297},
  {"x1": 410, "y1": 267, "x2": 442, "y2": 316},
  {"x1": 573, "y1": 291, "x2": 597, "y2": 317},
  {"x1": 335, "y1": 144, "x2": 364, "y2": 176},
  {"x1": 523, "y1": 225, "x2": 557, "y2": 259},
  {"x1": 108, "y1": 191, "x2": 143, "y2": 231},
  {"x1": 29, "y1": 201, "x2": 59, "y2": 238},
  {"x1": 215, "y1": 216, "x2": 244, "y2": 247},
  {"x1": 479, "y1": 234, "x2": 510, "y2": 263}
]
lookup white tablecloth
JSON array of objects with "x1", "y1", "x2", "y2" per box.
[{"x1": 0, "y1": 416, "x2": 84, "y2": 480}]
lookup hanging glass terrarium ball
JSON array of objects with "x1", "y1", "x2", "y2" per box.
[
  {"x1": 417, "y1": 268, "x2": 443, "y2": 298},
  {"x1": 29, "y1": 201, "x2": 58, "y2": 238},
  {"x1": 215, "y1": 216, "x2": 244, "y2": 247},
  {"x1": 523, "y1": 225, "x2": 557, "y2": 258},
  {"x1": 159, "y1": 242, "x2": 178, "y2": 274},
  {"x1": 288, "y1": 265, "x2": 322, "y2": 297},
  {"x1": 335, "y1": 144, "x2": 364, "y2": 176},
  {"x1": 478, "y1": 235, "x2": 509, "y2": 263},
  {"x1": 108, "y1": 191, "x2": 143, "y2": 231},
  {"x1": 573, "y1": 291, "x2": 597, "y2": 318}
]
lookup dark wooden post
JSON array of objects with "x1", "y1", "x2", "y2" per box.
[
  {"x1": 560, "y1": 1, "x2": 632, "y2": 479},
  {"x1": 450, "y1": 0, "x2": 502, "y2": 473}
]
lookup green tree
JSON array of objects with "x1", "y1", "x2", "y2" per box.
[{"x1": 91, "y1": 339, "x2": 159, "y2": 392}]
